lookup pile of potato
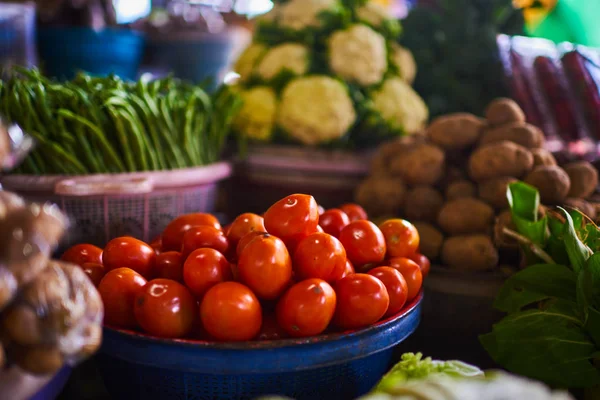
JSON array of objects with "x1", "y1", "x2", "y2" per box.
[
  {"x1": 0, "y1": 191, "x2": 103, "y2": 375},
  {"x1": 355, "y1": 98, "x2": 599, "y2": 271}
]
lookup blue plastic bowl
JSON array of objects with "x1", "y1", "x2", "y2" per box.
[
  {"x1": 30, "y1": 366, "x2": 71, "y2": 400},
  {"x1": 37, "y1": 27, "x2": 145, "y2": 81},
  {"x1": 97, "y1": 293, "x2": 422, "y2": 400}
]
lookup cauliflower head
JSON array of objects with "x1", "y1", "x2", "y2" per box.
[
  {"x1": 277, "y1": 76, "x2": 356, "y2": 145},
  {"x1": 390, "y1": 43, "x2": 417, "y2": 84},
  {"x1": 329, "y1": 24, "x2": 387, "y2": 86},
  {"x1": 233, "y1": 43, "x2": 267, "y2": 83},
  {"x1": 356, "y1": 1, "x2": 394, "y2": 27},
  {"x1": 256, "y1": 43, "x2": 310, "y2": 81},
  {"x1": 279, "y1": 0, "x2": 340, "y2": 31},
  {"x1": 232, "y1": 86, "x2": 278, "y2": 141},
  {"x1": 371, "y1": 77, "x2": 428, "y2": 134}
]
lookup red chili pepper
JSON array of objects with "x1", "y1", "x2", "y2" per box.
[
  {"x1": 533, "y1": 55, "x2": 581, "y2": 142},
  {"x1": 509, "y1": 50, "x2": 543, "y2": 129}
]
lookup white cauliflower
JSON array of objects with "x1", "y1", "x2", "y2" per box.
[
  {"x1": 279, "y1": 0, "x2": 339, "y2": 31},
  {"x1": 328, "y1": 24, "x2": 387, "y2": 86},
  {"x1": 356, "y1": 1, "x2": 394, "y2": 27},
  {"x1": 277, "y1": 76, "x2": 356, "y2": 145},
  {"x1": 390, "y1": 43, "x2": 417, "y2": 84},
  {"x1": 371, "y1": 77, "x2": 428, "y2": 134},
  {"x1": 232, "y1": 86, "x2": 278, "y2": 141},
  {"x1": 233, "y1": 43, "x2": 267, "y2": 82},
  {"x1": 256, "y1": 43, "x2": 310, "y2": 81}
]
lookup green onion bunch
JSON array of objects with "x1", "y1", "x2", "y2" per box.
[{"x1": 0, "y1": 68, "x2": 241, "y2": 175}]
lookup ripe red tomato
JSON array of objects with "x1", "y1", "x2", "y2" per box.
[
  {"x1": 388, "y1": 257, "x2": 423, "y2": 301},
  {"x1": 257, "y1": 312, "x2": 288, "y2": 341},
  {"x1": 236, "y1": 231, "x2": 267, "y2": 257},
  {"x1": 227, "y1": 213, "x2": 266, "y2": 247},
  {"x1": 316, "y1": 225, "x2": 324, "y2": 233},
  {"x1": 134, "y1": 279, "x2": 196, "y2": 338},
  {"x1": 340, "y1": 260, "x2": 355, "y2": 280},
  {"x1": 162, "y1": 213, "x2": 222, "y2": 251},
  {"x1": 223, "y1": 223, "x2": 232, "y2": 236},
  {"x1": 339, "y1": 220, "x2": 386, "y2": 267},
  {"x1": 98, "y1": 268, "x2": 147, "y2": 329},
  {"x1": 238, "y1": 234, "x2": 292, "y2": 300},
  {"x1": 293, "y1": 233, "x2": 346, "y2": 282},
  {"x1": 150, "y1": 237, "x2": 162, "y2": 253},
  {"x1": 103, "y1": 237, "x2": 156, "y2": 279},
  {"x1": 409, "y1": 253, "x2": 430, "y2": 279},
  {"x1": 319, "y1": 209, "x2": 350, "y2": 238},
  {"x1": 200, "y1": 281, "x2": 262, "y2": 342},
  {"x1": 181, "y1": 225, "x2": 229, "y2": 260},
  {"x1": 183, "y1": 248, "x2": 232, "y2": 299},
  {"x1": 61, "y1": 244, "x2": 103, "y2": 266},
  {"x1": 339, "y1": 203, "x2": 368, "y2": 222},
  {"x1": 264, "y1": 194, "x2": 319, "y2": 242},
  {"x1": 276, "y1": 279, "x2": 336, "y2": 337},
  {"x1": 82, "y1": 262, "x2": 106, "y2": 287},
  {"x1": 317, "y1": 205, "x2": 325, "y2": 216},
  {"x1": 379, "y1": 219, "x2": 420, "y2": 259},
  {"x1": 333, "y1": 274, "x2": 389, "y2": 330},
  {"x1": 368, "y1": 267, "x2": 408, "y2": 317},
  {"x1": 155, "y1": 251, "x2": 184, "y2": 282}
]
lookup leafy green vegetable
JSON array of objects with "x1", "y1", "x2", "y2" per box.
[
  {"x1": 1, "y1": 68, "x2": 242, "y2": 174},
  {"x1": 482, "y1": 183, "x2": 600, "y2": 389}
]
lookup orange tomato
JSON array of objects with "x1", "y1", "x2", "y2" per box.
[
  {"x1": 155, "y1": 251, "x2": 184, "y2": 282},
  {"x1": 339, "y1": 220, "x2": 386, "y2": 267},
  {"x1": 134, "y1": 279, "x2": 196, "y2": 338},
  {"x1": 319, "y1": 208, "x2": 350, "y2": 238},
  {"x1": 409, "y1": 253, "x2": 431, "y2": 279},
  {"x1": 276, "y1": 279, "x2": 336, "y2": 337},
  {"x1": 103, "y1": 237, "x2": 156, "y2": 279},
  {"x1": 61, "y1": 244, "x2": 103, "y2": 266},
  {"x1": 183, "y1": 248, "x2": 232, "y2": 299},
  {"x1": 368, "y1": 267, "x2": 408, "y2": 317},
  {"x1": 293, "y1": 232, "x2": 346, "y2": 282},
  {"x1": 339, "y1": 260, "x2": 355, "y2": 280},
  {"x1": 181, "y1": 225, "x2": 229, "y2": 260},
  {"x1": 339, "y1": 203, "x2": 368, "y2": 222},
  {"x1": 317, "y1": 205, "x2": 325, "y2": 216},
  {"x1": 82, "y1": 262, "x2": 106, "y2": 287},
  {"x1": 227, "y1": 213, "x2": 266, "y2": 248},
  {"x1": 98, "y1": 268, "x2": 147, "y2": 329},
  {"x1": 236, "y1": 231, "x2": 267, "y2": 257},
  {"x1": 237, "y1": 234, "x2": 292, "y2": 300},
  {"x1": 333, "y1": 274, "x2": 389, "y2": 330},
  {"x1": 264, "y1": 194, "x2": 319, "y2": 242},
  {"x1": 388, "y1": 257, "x2": 423, "y2": 301},
  {"x1": 200, "y1": 282, "x2": 262, "y2": 342},
  {"x1": 378, "y1": 219, "x2": 420, "y2": 258},
  {"x1": 161, "y1": 213, "x2": 222, "y2": 252}
]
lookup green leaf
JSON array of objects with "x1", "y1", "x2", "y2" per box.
[
  {"x1": 507, "y1": 182, "x2": 547, "y2": 247},
  {"x1": 481, "y1": 299, "x2": 600, "y2": 388},
  {"x1": 559, "y1": 207, "x2": 593, "y2": 274},
  {"x1": 494, "y1": 264, "x2": 577, "y2": 313},
  {"x1": 577, "y1": 253, "x2": 600, "y2": 319},
  {"x1": 585, "y1": 307, "x2": 600, "y2": 347}
]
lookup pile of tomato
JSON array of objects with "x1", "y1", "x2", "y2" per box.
[{"x1": 61, "y1": 194, "x2": 429, "y2": 342}]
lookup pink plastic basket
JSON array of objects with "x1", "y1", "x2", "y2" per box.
[{"x1": 1, "y1": 162, "x2": 231, "y2": 250}]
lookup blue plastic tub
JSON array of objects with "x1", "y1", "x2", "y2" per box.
[
  {"x1": 30, "y1": 366, "x2": 71, "y2": 400},
  {"x1": 37, "y1": 27, "x2": 145, "y2": 80},
  {"x1": 97, "y1": 293, "x2": 422, "y2": 400}
]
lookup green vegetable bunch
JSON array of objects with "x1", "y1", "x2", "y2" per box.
[
  {"x1": 400, "y1": 0, "x2": 526, "y2": 118},
  {"x1": 482, "y1": 182, "x2": 600, "y2": 393},
  {"x1": 0, "y1": 68, "x2": 241, "y2": 175}
]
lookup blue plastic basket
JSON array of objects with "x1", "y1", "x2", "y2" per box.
[
  {"x1": 37, "y1": 27, "x2": 145, "y2": 81},
  {"x1": 97, "y1": 293, "x2": 422, "y2": 400}
]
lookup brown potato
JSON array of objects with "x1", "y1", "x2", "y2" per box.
[
  {"x1": 479, "y1": 122, "x2": 545, "y2": 149},
  {"x1": 446, "y1": 180, "x2": 476, "y2": 201},
  {"x1": 437, "y1": 198, "x2": 495, "y2": 235},
  {"x1": 427, "y1": 113, "x2": 485, "y2": 150},
  {"x1": 370, "y1": 135, "x2": 426, "y2": 176},
  {"x1": 0, "y1": 342, "x2": 5, "y2": 369},
  {"x1": 531, "y1": 148, "x2": 557, "y2": 167},
  {"x1": 563, "y1": 161, "x2": 598, "y2": 199},
  {"x1": 441, "y1": 234, "x2": 499, "y2": 271},
  {"x1": 564, "y1": 198, "x2": 597, "y2": 220},
  {"x1": 354, "y1": 176, "x2": 406, "y2": 217},
  {"x1": 468, "y1": 141, "x2": 534, "y2": 182},
  {"x1": 478, "y1": 177, "x2": 518, "y2": 210},
  {"x1": 524, "y1": 166, "x2": 571, "y2": 205},
  {"x1": 485, "y1": 98, "x2": 526, "y2": 126},
  {"x1": 403, "y1": 186, "x2": 444, "y2": 223},
  {"x1": 389, "y1": 143, "x2": 445, "y2": 185},
  {"x1": 412, "y1": 222, "x2": 444, "y2": 260},
  {"x1": 13, "y1": 344, "x2": 64, "y2": 375}
]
